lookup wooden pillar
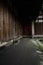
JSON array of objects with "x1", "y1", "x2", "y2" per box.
[{"x1": 32, "y1": 22, "x2": 34, "y2": 38}]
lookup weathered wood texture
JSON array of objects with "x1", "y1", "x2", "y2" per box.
[
  {"x1": 34, "y1": 22, "x2": 43, "y2": 35},
  {"x1": 0, "y1": 6, "x2": 23, "y2": 42},
  {"x1": 15, "y1": 21, "x2": 23, "y2": 37},
  {"x1": 0, "y1": 6, "x2": 13, "y2": 42}
]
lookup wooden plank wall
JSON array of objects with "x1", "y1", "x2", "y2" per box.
[
  {"x1": 15, "y1": 21, "x2": 23, "y2": 37},
  {"x1": 0, "y1": 5, "x2": 23, "y2": 42},
  {"x1": 0, "y1": 6, "x2": 13, "y2": 42},
  {"x1": 0, "y1": 6, "x2": 3, "y2": 41},
  {"x1": 34, "y1": 22, "x2": 43, "y2": 35}
]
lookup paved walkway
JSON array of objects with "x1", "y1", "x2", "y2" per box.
[{"x1": 0, "y1": 38, "x2": 40, "y2": 65}]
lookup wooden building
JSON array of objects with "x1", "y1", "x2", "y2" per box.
[
  {"x1": 32, "y1": 11, "x2": 43, "y2": 38},
  {"x1": 0, "y1": 4, "x2": 23, "y2": 42},
  {"x1": 0, "y1": 5, "x2": 13, "y2": 42}
]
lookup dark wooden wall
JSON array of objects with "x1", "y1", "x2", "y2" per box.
[
  {"x1": 0, "y1": 5, "x2": 23, "y2": 42},
  {"x1": 0, "y1": 6, "x2": 13, "y2": 42},
  {"x1": 34, "y1": 22, "x2": 43, "y2": 35},
  {"x1": 14, "y1": 21, "x2": 23, "y2": 37},
  {"x1": 23, "y1": 24, "x2": 32, "y2": 36}
]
